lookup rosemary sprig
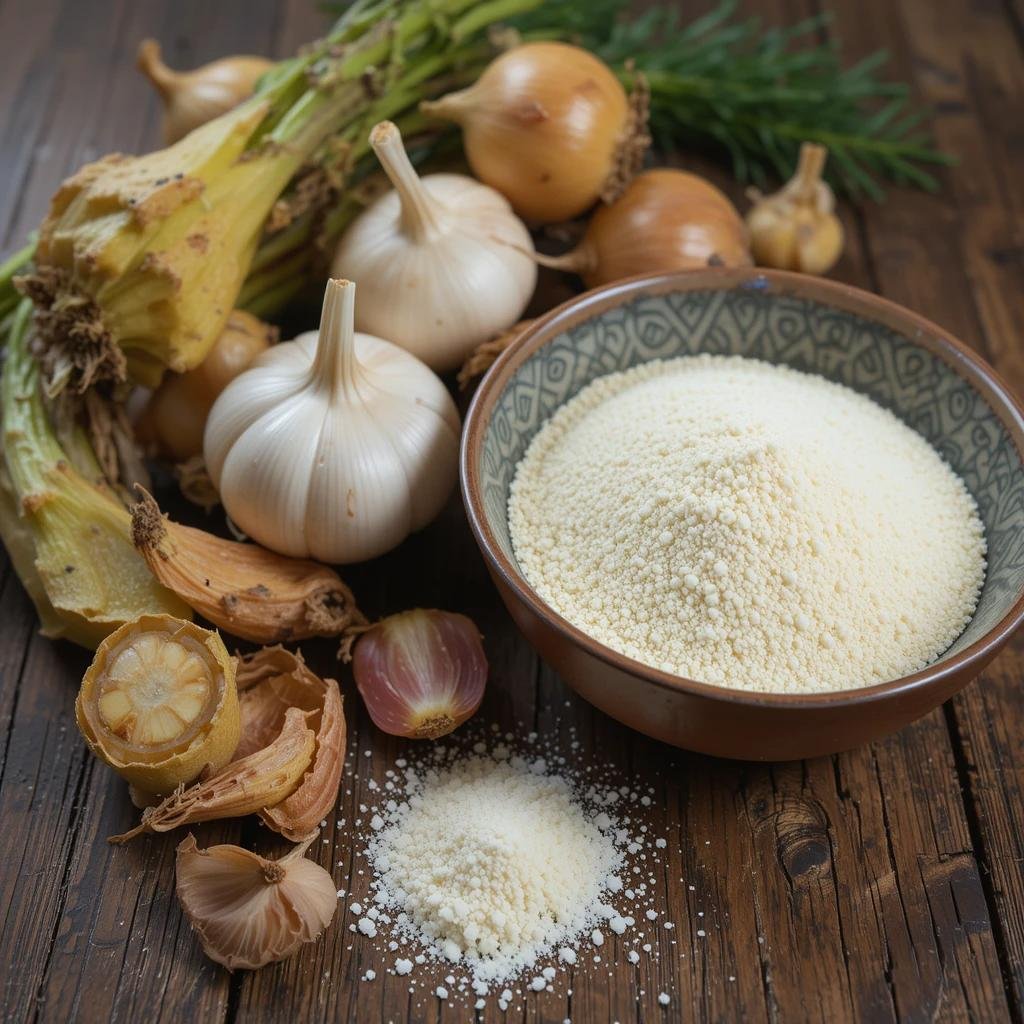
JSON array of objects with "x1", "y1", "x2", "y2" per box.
[{"x1": 506, "y1": 0, "x2": 950, "y2": 200}]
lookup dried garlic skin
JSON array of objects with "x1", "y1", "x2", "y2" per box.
[
  {"x1": 130, "y1": 487, "x2": 366, "y2": 651},
  {"x1": 176, "y1": 832, "x2": 336, "y2": 970},
  {"x1": 235, "y1": 646, "x2": 347, "y2": 842},
  {"x1": 76, "y1": 614, "x2": 239, "y2": 796},
  {"x1": 109, "y1": 705, "x2": 314, "y2": 843},
  {"x1": 353, "y1": 609, "x2": 487, "y2": 740}
]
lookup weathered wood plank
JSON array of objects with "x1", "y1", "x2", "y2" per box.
[{"x1": 823, "y1": 1, "x2": 1024, "y2": 1018}]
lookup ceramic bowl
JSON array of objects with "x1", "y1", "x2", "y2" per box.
[{"x1": 461, "y1": 268, "x2": 1024, "y2": 760}]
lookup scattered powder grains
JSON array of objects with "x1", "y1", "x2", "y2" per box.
[
  {"x1": 509, "y1": 355, "x2": 987, "y2": 692},
  {"x1": 365, "y1": 751, "x2": 626, "y2": 985}
]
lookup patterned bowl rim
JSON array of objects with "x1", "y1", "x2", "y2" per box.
[{"x1": 461, "y1": 267, "x2": 1024, "y2": 708}]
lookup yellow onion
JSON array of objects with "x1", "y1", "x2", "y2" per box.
[
  {"x1": 421, "y1": 42, "x2": 647, "y2": 223},
  {"x1": 137, "y1": 39, "x2": 273, "y2": 144},
  {"x1": 353, "y1": 609, "x2": 487, "y2": 739},
  {"x1": 138, "y1": 310, "x2": 275, "y2": 462},
  {"x1": 536, "y1": 169, "x2": 752, "y2": 288},
  {"x1": 75, "y1": 614, "x2": 240, "y2": 797}
]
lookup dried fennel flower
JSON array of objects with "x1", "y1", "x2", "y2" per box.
[
  {"x1": 109, "y1": 705, "x2": 314, "y2": 843},
  {"x1": 130, "y1": 487, "x2": 367, "y2": 653},
  {"x1": 76, "y1": 614, "x2": 240, "y2": 797},
  {"x1": 176, "y1": 831, "x2": 336, "y2": 970},
  {"x1": 235, "y1": 647, "x2": 346, "y2": 842}
]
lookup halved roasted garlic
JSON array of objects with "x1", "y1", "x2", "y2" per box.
[
  {"x1": 176, "y1": 832, "x2": 336, "y2": 970},
  {"x1": 76, "y1": 614, "x2": 239, "y2": 797}
]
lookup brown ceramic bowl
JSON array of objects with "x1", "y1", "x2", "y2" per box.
[{"x1": 461, "y1": 268, "x2": 1024, "y2": 760}]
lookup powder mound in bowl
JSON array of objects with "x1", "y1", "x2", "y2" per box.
[
  {"x1": 367, "y1": 752, "x2": 625, "y2": 984},
  {"x1": 508, "y1": 355, "x2": 987, "y2": 693}
]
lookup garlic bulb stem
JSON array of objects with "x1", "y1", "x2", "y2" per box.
[
  {"x1": 795, "y1": 143, "x2": 828, "y2": 199},
  {"x1": 370, "y1": 121, "x2": 444, "y2": 242},
  {"x1": 310, "y1": 279, "x2": 362, "y2": 396}
]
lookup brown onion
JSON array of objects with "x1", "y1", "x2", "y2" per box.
[
  {"x1": 138, "y1": 310, "x2": 275, "y2": 462},
  {"x1": 137, "y1": 40, "x2": 273, "y2": 145},
  {"x1": 421, "y1": 43, "x2": 647, "y2": 224},
  {"x1": 537, "y1": 169, "x2": 752, "y2": 288}
]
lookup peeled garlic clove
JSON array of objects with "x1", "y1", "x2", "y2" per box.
[
  {"x1": 176, "y1": 831, "x2": 336, "y2": 970},
  {"x1": 76, "y1": 614, "x2": 240, "y2": 798},
  {"x1": 234, "y1": 646, "x2": 347, "y2": 842},
  {"x1": 353, "y1": 609, "x2": 487, "y2": 740}
]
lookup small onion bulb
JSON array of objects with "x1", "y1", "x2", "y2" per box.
[
  {"x1": 331, "y1": 120, "x2": 536, "y2": 374},
  {"x1": 136, "y1": 39, "x2": 273, "y2": 145},
  {"x1": 536, "y1": 169, "x2": 752, "y2": 288},
  {"x1": 204, "y1": 279, "x2": 460, "y2": 564},
  {"x1": 421, "y1": 42, "x2": 645, "y2": 224}
]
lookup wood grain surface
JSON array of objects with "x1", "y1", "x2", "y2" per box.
[{"x1": 0, "y1": 1, "x2": 1022, "y2": 1022}]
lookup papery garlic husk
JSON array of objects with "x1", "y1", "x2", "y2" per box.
[
  {"x1": 204, "y1": 278, "x2": 461, "y2": 564},
  {"x1": 536, "y1": 169, "x2": 751, "y2": 288},
  {"x1": 421, "y1": 42, "x2": 648, "y2": 224},
  {"x1": 353, "y1": 609, "x2": 487, "y2": 740},
  {"x1": 235, "y1": 647, "x2": 346, "y2": 842},
  {"x1": 137, "y1": 310, "x2": 276, "y2": 462},
  {"x1": 331, "y1": 121, "x2": 536, "y2": 373},
  {"x1": 745, "y1": 142, "x2": 844, "y2": 275},
  {"x1": 76, "y1": 614, "x2": 240, "y2": 796},
  {"x1": 130, "y1": 487, "x2": 367, "y2": 651},
  {"x1": 176, "y1": 831, "x2": 336, "y2": 970},
  {"x1": 109, "y1": 705, "x2": 315, "y2": 843},
  {"x1": 137, "y1": 39, "x2": 274, "y2": 145}
]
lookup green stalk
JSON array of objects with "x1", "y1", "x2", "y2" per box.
[{"x1": 1, "y1": 300, "x2": 190, "y2": 648}]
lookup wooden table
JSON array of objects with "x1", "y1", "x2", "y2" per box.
[{"x1": 1, "y1": 1, "x2": 1022, "y2": 1021}]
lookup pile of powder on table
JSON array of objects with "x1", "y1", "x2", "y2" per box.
[
  {"x1": 365, "y1": 750, "x2": 627, "y2": 987},
  {"x1": 508, "y1": 355, "x2": 986, "y2": 693}
]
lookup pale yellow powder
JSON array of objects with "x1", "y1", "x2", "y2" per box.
[{"x1": 508, "y1": 355, "x2": 986, "y2": 693}]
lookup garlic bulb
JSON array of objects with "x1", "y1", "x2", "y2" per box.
[
  {"x1": 353, "y1": 609, "x2": 487, "y2": 739},
  {"x1": 745, "y1": 142, "x2": 844, "y2": 275},
  {"x1": 176, "y1": 832, "x2": 336, "y2": 970},
  {"x1": 331, "y1": 121, "x2": 536, "y2": 373},
  {"x1": 204, "y1": 279, "x2": 460, "y2": 564}
]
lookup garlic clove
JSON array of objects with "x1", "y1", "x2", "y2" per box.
[
  {"x1": 176, "y1": 831, "x2": 336, "y2": 970},
  {"x1": 130, "y1": 487, "x2": 367, "y2": 652},
  {"x1": 353, "y1": 609, "x2": 487, "y2": 740}
]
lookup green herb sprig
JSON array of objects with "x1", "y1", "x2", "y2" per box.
[{"x1": 509, "y1": 0, "x2": 949, "y2": 200}]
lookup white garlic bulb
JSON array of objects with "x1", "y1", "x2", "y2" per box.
[
  {"x1": 203, "y1": 279, "x2": 460, "y2": 564},
  {"x1": 331, "y1": 120, "x2": 537, "y2": 373}
]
